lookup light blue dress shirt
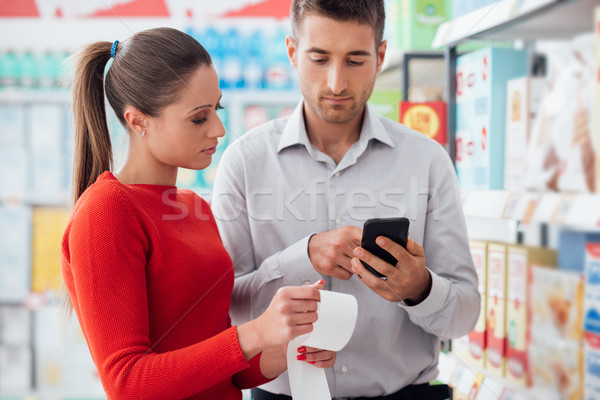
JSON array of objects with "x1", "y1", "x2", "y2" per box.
[{"x1": 212, "y1": 102, "x2": 479, "y2": 397}]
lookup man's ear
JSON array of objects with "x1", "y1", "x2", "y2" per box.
[
  {"x1": 123, "y1": 106, "x2": 148, "y2": 136},
  {"x1": 376, "y1": 40, "x2": 387, "y2": 73},
  {"x1": 286, "y1": 35, "x2": 298, "y2": 69}
]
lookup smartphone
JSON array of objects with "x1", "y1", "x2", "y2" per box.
[{"x1": 360, "y1": 217, "x2": 410, "y2": 279}]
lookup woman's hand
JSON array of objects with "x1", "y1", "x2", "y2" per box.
[
  {"x1": 296, "y1": 346, "x2": 336, "y2": 368},
  {"x1": 237, "y1": 281, "x2": 325, "y2": 361}
]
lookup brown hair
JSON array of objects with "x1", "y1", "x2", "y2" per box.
[
  {"x1": 290, "y1": 0, "x2": 385, "y2": 46},
  {"x1": 70, "y1": 27, "x2": 212, "y2": 204}
]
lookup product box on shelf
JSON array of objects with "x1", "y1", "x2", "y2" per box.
[
  {"x1": 0, "y1": 146, "x2": 28, "y2": 200},
  {"x1": 524, "y1": 34, "x2": 596, "y2": 193},
  {"x1": 486, "y1": 243, "x2": 508, "y2": 378},
  {"x1": 584, "y1": 242, "x2": 600, "y2": 400},
  {"x1": 0, "y1": 104, "x2": 25, "y2": 147},
  {"x1": 0, "y1": 345, "x2": 32, "y2": 394},
  {"x1": 386, "y1": 0, "x2": 450, "y2": 51},
  {"x1": 455, "y1": 47, "x2": 527, "y2": 190},
  {"x1": 504, "y1": 77, "x2": 545, "y2": 191},
  {"x1": 400, "y1": 101, "x2": 447, "y2": 146},
  {"x1": 31, "y1": 208, "x2": 70, "y2": 292},
  {"x1": 0, "y1": 205, "x2": 32, "y2": 302},
  {"x1": 505, "y1": 246, "x2": 557, "y2": 387},
  {"x1": 593, "y1": 6, "x2": 600, "y2": 192},
  {"x1": 531, "y1": 267, "x2": 584, "y2": 343},
  {"x1": 559, "y1": 230, "x2": 600, "y2": 273},
  {"x1": 0, "y1": 306, "x2": 31, "y2": 346},
  {"x1": 529, "y1": 334, "x2": 583, "y2": 400},
  {"x1": 453, "y1": 241, "x2": 487, "y2": 369}
]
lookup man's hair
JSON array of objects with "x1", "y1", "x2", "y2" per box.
[{"x1": 290, "y1": 0, "x2": 385, "y2": 45}]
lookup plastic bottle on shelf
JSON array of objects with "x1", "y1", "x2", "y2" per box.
[
  {"x1": 264, "y1": 27, "x2": 292, "y2": 90},
  {"x1": 0, "y1": 50, "x2": 21, "y2": 88},
  {"x1": 20, "y1": 50, "x2": 39, "y2": 88},
  {"x1": 221, "y1": 28, "x2": 244, "y2": 89},
  {"x1": 39, "y1": 51, "x2": 60, "y2": 88},
  {"x1": 243, "y1": 30, "x2": 265, "y2": 90},
  {"x1": 202, "y1": 27, "x2": 223, "y2": 87}
]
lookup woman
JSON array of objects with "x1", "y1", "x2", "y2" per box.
[{"x1": 61, "y1": 27, "x2": 334, "y2": 399}]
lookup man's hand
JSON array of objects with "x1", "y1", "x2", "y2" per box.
[
  {"x1": 308, "y1": 226, "x2": 362, "y2": 280},
  {"x1": 350, "y1": 237, "x2": 432, "y2": 305}
]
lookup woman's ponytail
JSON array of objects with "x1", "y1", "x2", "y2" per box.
[{"x1": 70, "y1": 42, "x2": 114, "y2": 204}]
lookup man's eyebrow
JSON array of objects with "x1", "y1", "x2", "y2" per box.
[{"x1": 305, "y1": 48, "x2": 371, "y2": 57}]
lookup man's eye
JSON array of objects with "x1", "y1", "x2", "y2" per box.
[
  {"x1": 311, "y1": 58, "x2": 327, "y2": 64},
  {"x1": 348, "y1": 60, "x2": 364, "y2": 66}
]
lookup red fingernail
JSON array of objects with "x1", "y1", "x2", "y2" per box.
[
  {"x1": 317, "y1": 279, "x2": 325, "y2": 285},
  {"x1": 308, "y1": 361, "x2": 316, "y2": 364},
  {"x1": 297, "y1": 346, "x2": 306, "y2": 353},
  {"x1": 297, "y1": 354, "x2": 307, "y2": 361}
]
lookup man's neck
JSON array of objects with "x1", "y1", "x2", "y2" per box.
[{"x1": 303, "y1": 104, "x2": 365, "y2": 165}]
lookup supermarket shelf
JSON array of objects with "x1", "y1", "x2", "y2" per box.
[
  {"x1": 438, "y1": 352, "x2": 536, "y2": 400},
  {"x1": 433, "y1": 0, "x2": 597, "y2": 48},
  {"x1": 461, "y1": 191, "x2": 600, "y2": 231}
]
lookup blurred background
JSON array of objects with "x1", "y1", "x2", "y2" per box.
[{"x1": 0, "y1": 0, "x2": 598, "y2": 399}]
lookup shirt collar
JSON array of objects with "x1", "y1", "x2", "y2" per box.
[{"x1": 277, "y1": 101, "x2": 396, "y2": 153}]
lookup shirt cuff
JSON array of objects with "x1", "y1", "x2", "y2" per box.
[
  {"x1": 398, "y1": 268, "x2": 449, "y2": 316},
  {"x1": 277, "y1": 234, "x2": 323, "y2": 286}
]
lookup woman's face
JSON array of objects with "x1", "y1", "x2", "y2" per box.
[{"x1": 145, "y1": 64, "x2": 225, "y2": 171}]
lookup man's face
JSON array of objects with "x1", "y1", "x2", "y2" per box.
[{"x1": 287, "y1": 14, "x2": 386, "y2": 125}]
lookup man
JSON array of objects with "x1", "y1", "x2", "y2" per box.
[{"x1": 212, "y1": 1, "x2": 479, "y2": 398}]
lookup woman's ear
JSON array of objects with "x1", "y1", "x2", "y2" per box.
[{"x1": 123, "y1": 106, "x2": 148, "y2": 135}]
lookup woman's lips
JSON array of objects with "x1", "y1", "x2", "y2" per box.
[{"x1": 202, "y1": 146, "x2": 217, "y2": 155}]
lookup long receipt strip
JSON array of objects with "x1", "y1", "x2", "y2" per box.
[{"x1": 287, "y1": 290, "x2": 358, "y2": 400}]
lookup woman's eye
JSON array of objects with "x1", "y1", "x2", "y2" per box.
[
  {"x1": 192, "y1": 118, "x2": 207, "y2": 125},
  {"x1": 216, "y1": 103, "x2": 224, "y2": 111}
]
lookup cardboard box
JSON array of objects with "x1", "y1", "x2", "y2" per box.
[
  {"x1": 531, "y1": 267, "x2": 584, "y2": 343},
  {"x1": 0, "y1": 345, "x2": 32, "y2": 393},
  {"x1": 31, "y1": 208, "x2": 70, "y2": 292},
  {"x1": 529, "y1": 335, "x2": 583, "y2": 400},
  {"x1": 453, "y1": 241, "x2": 488, "y2": 369},
  {"x1": 0, "y1": 146, "x2": 28, "y2": 200},
  {"x1": 504, "y1": 77, "x2": 545, "y2": 191},
  {"x1": 486, "y1": 243, "x2": 507, "y2": 378},
  {"x1": 505, "y1": 246, "x2": 557, "y2": 386},
  {"x1": 0, "y1": 306, "x2": 31, "y2": 346},
  {"x1": 584, "y1": 242, "x2": 600, "y2": 399},
  {"x1": 400, "y1": 101, "x2": 447, "y2": 145},
  {"x1": 0, "y1": 105, "x2": 25, "y2": 147},
  {"x1": 455, "y1": 47, "x2": 527, "y2": 189},
  {"x1": 0, "y1": 205, "x2": 32, "y2": 302},
  {"x1": 595, "y1": 7, "x2": 600, "y2": 193},
  {"x1": 386, "y1": 0, "x2": 450, "y2": 51}
]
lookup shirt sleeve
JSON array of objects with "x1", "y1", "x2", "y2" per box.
[
  {"x1": 63, "y1": 185, "x2": 253, "y2": 400},
  {"x1": 397, "y1": 147, "x2": 480, "y2": 339},
  {"x1": 212, "y1": 144, "x2": 322, "y2": 324}
]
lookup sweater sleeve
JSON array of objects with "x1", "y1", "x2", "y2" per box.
[{"x1": 62, "y1": 185, "x2": 252, "y2": 400}]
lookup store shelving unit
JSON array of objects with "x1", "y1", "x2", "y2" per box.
[{"x1": 432, "y1": 0, "x2": 599, "y2": 398}]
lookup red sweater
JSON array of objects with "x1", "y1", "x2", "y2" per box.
[{"x1": 61, "y1": 172, "x2": 271, "y2": 399}]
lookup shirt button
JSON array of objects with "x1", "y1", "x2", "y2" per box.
[
  {"x1": 335, "y1": 218, "x2": 341, "y2": 225},
  {"x1": 334, "y1": 171, "x2": 340, "y2": 177},
  {"x1": 341, "y1": 365, "x2": 349, "y2": 373}
]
